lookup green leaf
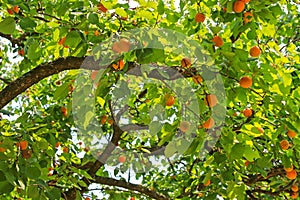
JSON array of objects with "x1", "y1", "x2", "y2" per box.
[
  {"x1": 27, "y1": 185, "x2": 40, "y2": 199},
  {"x1": 53, "y1": 82, "x2": 69, "y2": 100},
  {"x1": 27, "y1": 41, "x2": 41, "y2": 61},
  {"x1": 25, "y1": 166, "x2": 41, "y2": 179},
  {"x1": 0, "y1": 17, "x2": 16, "y2": 34},
  {"x1": 157, "y1": 0, "x2": 164, "y2": 14},
  {"x1": 0, "y1": 181, "x2": 14, "y2": 194},
  {"x1": 149, "y1": 121, "x2": 163, "y2": 136},
  {"x1": 19, "y1": 18, "x2": 37, "y2": 30},
  {"x1": 164, "y1": 142, "x2": 177, "y2": 158},
  {"x1": 46, "y1": 187, "x2": 61, "y2": 200},
  {"x1": 115, "y1": 8, "x2": 127, "y2": 18},
  {"x1": 243, "y1": 146, "x2": 260, "y2": 162},
  {"x1": 88, "y1": 13, "x2": 99, "y2": 24},
  {"x1": 64, "y1": 31, "x2": 82, "y2": 48},
  {"x1": 230, "y1": 143, "x2": 245, "y2": 160}
]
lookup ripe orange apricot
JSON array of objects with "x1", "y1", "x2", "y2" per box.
[
  {"x1": 63, "y1": 146, "x2": 69, "y2": 153},
  {"x1": 55, "y1": 142, "x2": 61, "y2": 148},
  {"x1": 94, "y1": 30, "x2": 99, "y2": 36},
  {"x1": 288, "y1": 130, "x2": 297, "y2": 138},
  {"x1": 195, "y1": 13, "x2": 205, "y2": 23},
  {"x1": 101, "y1": 115, "x2": 108, "y2": 125},
  {"x1": 284, "y1": 166, "x2": 294, "y2": 173},
  {"x1": 112, "y1": 59, "x2": 125, "y2": 70},
  {"x1": 16, "y1": 141, "x2": 28, "y2": 150},
  {"x1": 203, "y1": 117, "x2": 215, "y2": 129},
  {"x1": 118, "y1": 155, "x2": 126, "y2": 163},
  {"x1": 243, "y1": 108, "x2": 253, "y2": 117},
  {"x1": 292, "y1": 185, "x2": 299, "y2": 192},
  {"x1": 181, "y1": 57, "x2": 192, "y2": 68},
  {"x1": 13, "y1": 6, "x2": 19, "y2": 13},
  {"x1": 280, "y1": 140, "x2": 290, "y2": 150},
  {"x1": 165, "y1": 94, "x2": 175, "y2": 107},
  {"x1": 61, "y1": 106, "x2": 67, "y2": 117},
  {"x1": 90, "y1": 70, "x2": 98, "y2": 80},
  {"x1": 245, "y1": 160, "x2": 250, "y2": 167},
  {"x1": 203, "y1": 180, "x2": 210, "y2": 186},
  {"x1": 21, "y1": 149, "x2": 32, "y2": 159},
  {"x1": 291, "y1": 192, "x2": 298, "y2": 199},
  {"x1": 130, "y1": 197, "x2": 135, "y2": 200},
  {"x1": 286, "y1": 169, "x2": 297, "y2": 180},
  {"x1": 212, "y1": 36, "x2": 224, "y2": 47},
  {"x1": 179, "y1": 121, "x2": 190, "y2": 133},
  {"x1": 0, "y1": 142, "x2": 5, "y2": 153},
  {"x1": 85, "y1": 197, "x2": 91, "y2": 200},
  {"x1": 250, "y1": 46, "x2": 261, "y2": 57},
  {"x1": 192, "y1": 74, "x2": 203, "y2": 84},
  {"x1": 112, "y1": 38, "x2": 130, "y2": 53},
  {"x1": 18, "y1": 49, "x2": 25, "y2": 56},
  {"x1": 239, "y1": 76, "x2": 252, "y2": 88},
  {"x1": 257, "y1": 127, "x2": 264, "y2": 133},
  {"x1": 58, "y1": 37, "x2": 66, "y2": 45},
  {"x1": 204, "y1": 94, "x2": 218, "y2": 108},
  {"x1": 243, "y1": 12, "x2": 253, "y2": 24},
  {"x1": 233, "y1": 1, "x2": 245, "y2": 13},
  {"x1": 97, "y1": 3, "x2": 108, "y2": 13},
  {"x1": 7, "y1": 9, "x2": 14, "y2": 15}
]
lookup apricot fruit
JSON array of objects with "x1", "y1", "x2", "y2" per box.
[
  {"x1": 179, "y1": 121, "x2": 191, "y2": 132},
  {"x1": 90, "y1": 70, "x2": 98, "y2": 80},
  {"x1": 195, "y1": 13, "x2": 205, "y2": 23},
  {"x1": 63, "y1": 146, "x2": 69, "y2": 153},
  {"x1": 181, "y1": 57, "x2": 192, "y2": 68},
  {"x1": 112, "y1": 59, "x2": 125, "y2": 70},
  {"x1": 16, "y1": 141, "x2": 28, "y2": 150},
  {"x1": 243, "y1": 108, "x2": 253, "y2": 117},
  {"x1": 192, "y1": 74, "x2": 203, "y2": 84},
  {"x1": 286, "y1": 169, "x2": 297, "y2": 180},
  {"x1": 245, "y1": 160, "x2": 250, "y2": 167},
  {"x1": 204, "y1": 94, "x2": 218, "y2": 108},
  {"x1": 257, "y1": 127, "x2": 264, "y2": 133},
  {"x1": 233, "y1": 1, "x2": 245, "y2": 13},
  {"x1": 0, "y1": 142, "x2": 5, "y2": 153},
  {"x1": 118, "y1": 155, "x2": 126, "y2": 163},
  {"x1": 284, "y1": 164, "x2": 294, "y2": 172},
  {"x1": 203, "y1": 180, "x2": 210, "y2": 186},
  {"x1": 291, "y1": 192, "x2": 298, "y2": 199},
  {"x1": 212, "y1": 36, "x2": 224, "y2": 47},
  {"x1": 288, "y1": 130, "x2": 297, "y2": 138},
  {"x1": 250, "y1": 46, "x2": 261, "y2": 57},
  {"x1": 101, "y1": 115, "x2": 108, "y2": 125},
  {"x1": 7, "y1": 9, "x2": 14, "y2": 15},
  {"x1": 165, "y1": 94, "x2": 175, "y2": 107},
  {"x1": 239, "y1": 76, "x2": 252, "y2": 88},
  {"x1": 203, "y1": 117, "x2": 215, "y2": 129},
  {"x1": 13, "y1": 6, "x2": 19, "y2": 13},
  {"x1": 112, "y1": 39, "x2": 130, "y2": 53},
  {"x1": 21, "y1": 149, "x2": 32, "y2": 159},
  {"x1": 243, "y1": 12, "x2": 253, "y2": 24},
  {"x1": 58, "y1": 37, "x2": 66, "y2": 45},
  {"x1": 292, "y1": 185, "x2": 299, "y2": 192},
  {"x1": 18, "y1": 49, "x2": 25, "y2": 56},
  {"x1": 280, "y1": 140, "x2": 289, "y2": 150},
  {"x1": 55, "y1": 142, "x2": 61, "y2": 148}
]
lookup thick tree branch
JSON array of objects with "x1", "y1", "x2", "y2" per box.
[
  {"x1": 0, "y1": 56, "x2": 198, "y2": 110},
  {"x1": 94, "y1": 176, "x2": 170, "y2": 200}
]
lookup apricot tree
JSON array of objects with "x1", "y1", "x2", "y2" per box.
[{"x1": 0, "y1": 0, "x2": 299, "y2": 200}]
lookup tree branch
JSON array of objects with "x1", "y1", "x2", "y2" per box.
[{"x1": 94, "y1": 176, "x2": 170, "y2": 200}]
